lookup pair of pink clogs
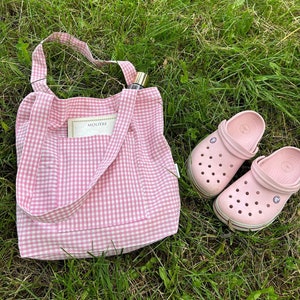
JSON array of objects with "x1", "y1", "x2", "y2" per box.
[{"x1": 187, "y1": 111, "x2": 300, "y2": 231}]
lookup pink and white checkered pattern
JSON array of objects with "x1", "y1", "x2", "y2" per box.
[{"x1": 15, "y1": 33, "x2": 181, "y2": 260}]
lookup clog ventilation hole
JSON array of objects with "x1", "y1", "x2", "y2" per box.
[
  {"x1": 198, "y1": 147, "x2": 234, "y2": 184},
  {"x1": 226, "y1": 180, "x2": 274, "y2": 217}
]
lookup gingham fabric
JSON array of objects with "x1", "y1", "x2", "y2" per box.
[{"x1": 15, "y1": 33, "x2": 181, "y2": 260}]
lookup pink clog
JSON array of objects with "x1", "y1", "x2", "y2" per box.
[
  {"x1": 213, "y1": 147, "x2": 300, "y2": 231},
  {"x1": 187, "y1": 111, "x2": 265, "y2": 198}
]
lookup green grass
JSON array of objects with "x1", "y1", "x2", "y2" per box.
[{"x1": 1, "y1": 0, "x2": 300, "y2": 299}]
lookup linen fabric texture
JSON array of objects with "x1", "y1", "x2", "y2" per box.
[{"x1": 15, "y1": 32, "x2": 181, "y2": 260}]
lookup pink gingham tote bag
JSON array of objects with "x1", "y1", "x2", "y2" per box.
[{"x1": 15, "y1": 33, "x2": 181, "y2": 260}]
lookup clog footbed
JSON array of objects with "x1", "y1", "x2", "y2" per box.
[
  {"x1": 187, "y1": 111, "x2": 265, "y2": 198},
  {"x1": 213, "y1": 146, "x2": 300, "y2": 231}
]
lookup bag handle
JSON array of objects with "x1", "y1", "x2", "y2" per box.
[
  {"x1": 30, "y1": 32, "x2": 137, "y2": 93},
  {"x1": 16, "y1": 89, "x2": 137, "y2": 223}
]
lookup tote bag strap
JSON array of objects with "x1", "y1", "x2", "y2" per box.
[
  {"x1": 30, "y1": 32, "x2": 137, "y2": 93},
  {"x1": 16, "y1": 89, "x2": 137, "y2": 223}
]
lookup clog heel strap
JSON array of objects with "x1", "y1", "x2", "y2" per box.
[
  {"x1": 218, "y1": 120, "x2": 258, "y2": 160},
  {"x1": 251, "y1": 154, "x2": 300, "y2": 194}
]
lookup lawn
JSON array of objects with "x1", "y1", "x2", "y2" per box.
[{"x1": 1, "y1": 0, "x2": 299, "y2": 299}]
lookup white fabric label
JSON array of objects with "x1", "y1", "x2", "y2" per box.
[
  {"x1": 175, "y1": 163, "x2": 180, "y2": 178},
  {"x1": 68, "y1": 114, "x2": 117, "y2": 138}
]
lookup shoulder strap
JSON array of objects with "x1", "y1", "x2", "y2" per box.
[{"x1": 30, "y1": 32, "x2": 137, "y2": 93}]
